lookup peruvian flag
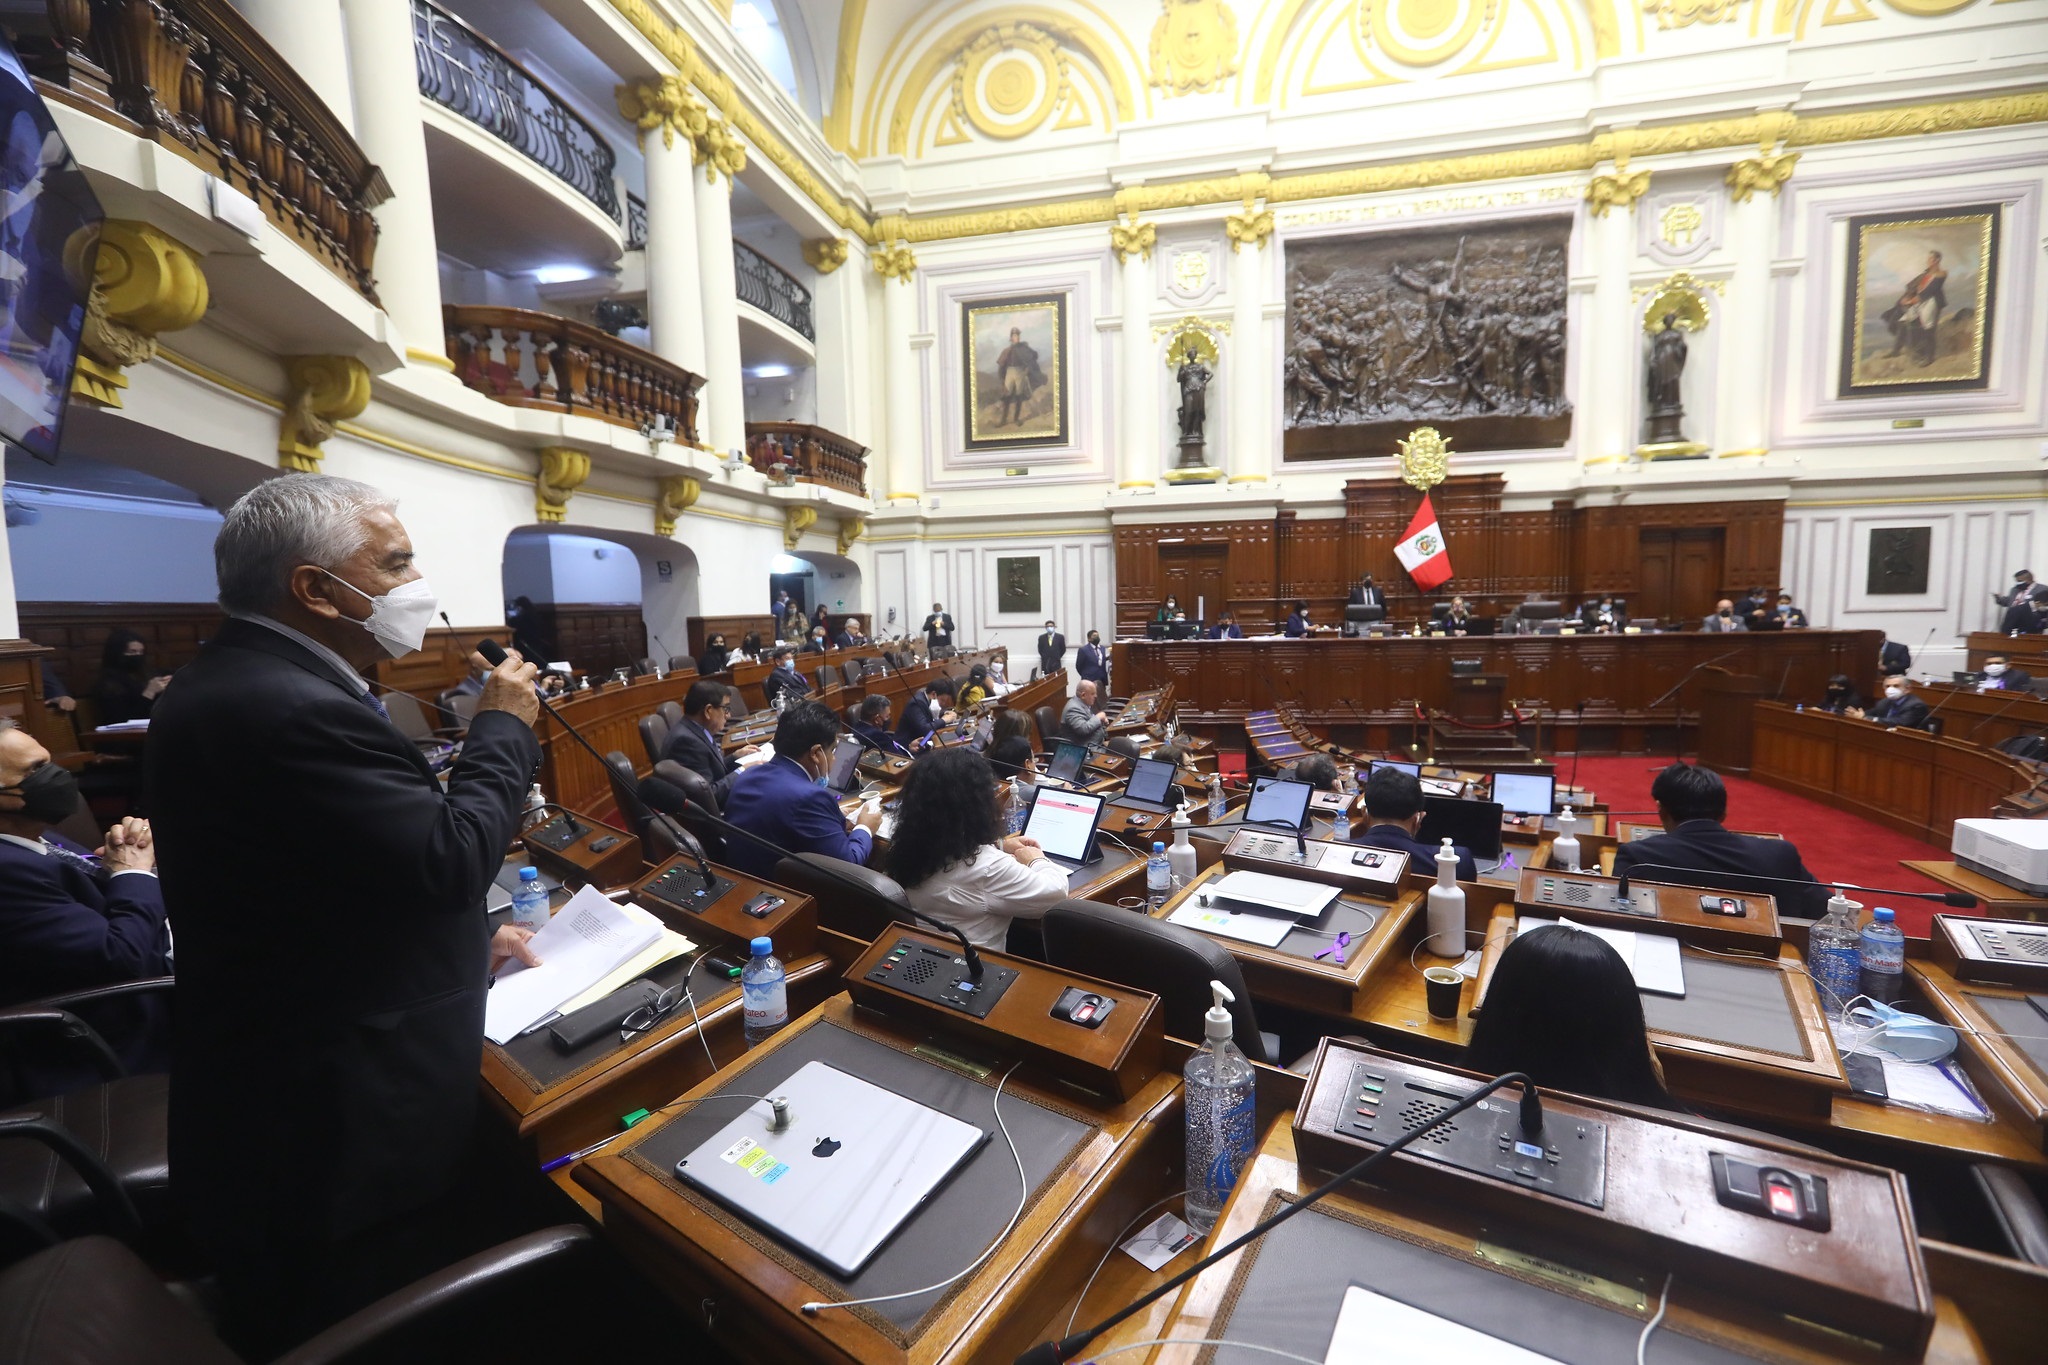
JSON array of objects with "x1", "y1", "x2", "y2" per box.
[{"x1": 1394, "y1": 495, "x2": 1454, "y2": 592}]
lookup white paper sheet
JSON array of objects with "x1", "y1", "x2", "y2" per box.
[
  {"x1": 1517, "y1": 916, "x2": 1685, "y2": 997},
  {"x1": 554, "y1": 918, "x2": 696, "y2": 1017},
  {"x1": 1324, "y1": 1285, "x2": 1567, "y2": 1365},
  {"x1": 483, "y1": 886, "x2": 663, "y2": 1043},
  {"x1": 736, "y1": 743, "x2": 775, "y2": 768},
  {"x1": 1119, "y1": 1211, "x2": 1198, "y2": 1272},
  {"x1": 1168, "y1": 903, "x2": 1295, "y2": 948},
  {"x1": 1879, "y1": 1058, "x2": 1992, "y2": 1119},
  {"x1": 1212, "y1": 870, "x2": 1342, "y2": 919}
]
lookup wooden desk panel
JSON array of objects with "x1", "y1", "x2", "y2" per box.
[
  {"x1": 537, "y1": 673, "x2": 695, "y2": 814},
  {"x1": 1918, "y1": 681, "x2": 2048, "y2": 750},
  {"x1": 1965, "y1": 630, "x2": 2048, "y2": 676}
]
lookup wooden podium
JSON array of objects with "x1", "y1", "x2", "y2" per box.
[
  {"x1": 1447, "y1": 672, "x2": 1505, "y2": 724},
  {"x1": 1698, "y1": 672, "x2": 1768, "y2": 774}
]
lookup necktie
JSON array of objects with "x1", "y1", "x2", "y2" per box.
[{"x1": 358, "y1": 687, "x2": 390, "y2": 721}]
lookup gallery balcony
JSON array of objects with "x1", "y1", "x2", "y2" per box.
[
  {"x1": 413, "y1": 0, "x2": 622, "y2": 276},
  {"x1": 745, "y1": 423, "x2": 868, "y2": 498},
  {"x1": 22, "y1": 0, "x2": 387, "y2": 302},
  {"x1": 444, "y1": 305, "x2": 703, "y2": 442}
]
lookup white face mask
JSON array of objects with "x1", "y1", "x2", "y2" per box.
[
  {"x1": 1986, "y1": 663, "x2": 2006, "y2": 677},
  {"x1": 1884, "y1": 685, "x2": 1904, "y2": 699},
  {"x1": 324, "y1": 570, "x2": 438, "y2": 659}
]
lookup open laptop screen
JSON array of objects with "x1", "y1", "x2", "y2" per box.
[
  {"x1": 1125, "y1": 757, "x2": 1177, "y2": 805},
  {"x1": 1046, "y1": 740, "x2": 1089, "y2": 783},
  {"x1": 1369, "y1": 759, "x2": 1421, "y2": 778},
  {"x1": 1245, "y1": 777, "x2": 1314, "y2": 831},
  {"x1": 1492, "y1": 772, "x2": 1555, "y2": 818},
  {"x1": 1417, "y1": 795, "x2": 1504, "y2": 862},
  {"x1": 1023, "y1": 786, "x2": 1105, "y2": 863}
]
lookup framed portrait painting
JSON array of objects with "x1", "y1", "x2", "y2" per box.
[
  {"x1": 963, "y1": 294, "x2": 1068, "y2": 449},
  {"x1": 995, "y1": 556, "x2": 1042, "y2": 614},
  {"x1": 1838, "y1": 204, "x2": 1999, "y2": 399}
]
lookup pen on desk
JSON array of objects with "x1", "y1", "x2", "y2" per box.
[{"x1": 539, "y1": 1133, "x2": 620, "y2": 1174}]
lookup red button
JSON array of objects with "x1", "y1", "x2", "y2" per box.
[{"x1": 1767, "y1": 1183, "x2": 1798, "y2": 1217}]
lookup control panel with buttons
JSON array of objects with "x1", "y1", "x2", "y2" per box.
[{"x1": 861, "y1": 938, "x2": 1018, "y2": 1019}]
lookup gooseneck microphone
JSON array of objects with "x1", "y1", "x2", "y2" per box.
[
  {"x1": 1013, "y1": 1072, "x2": 1537, "y2": 1365},
  {"x1": 1612, "y1": 861, "x2": 1977, "y2": 911}
]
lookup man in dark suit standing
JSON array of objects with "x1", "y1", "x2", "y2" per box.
[
  {"x1": 923, "y1": 602, "x2": 955, "y2": 653},
  {"x1": 1613, "y1": 764, "x2": 1826, "y2": 919},
  {"x1": 1344, "y1": 767, "x2": 1476, "y2": 883},
  {"x1": 1878, "y1": 632, "x2": 1912, "y2": 675},
  {"x1": 722, "y1": 701, "x2": 883, "y2": 880},
  {"x1": 1346, "y1": 574, "x2": 1384, "y2": 610},
  {"x1": 0, "y1": 718, "x2": 170, "y2": 1101},
  {"x1": 1075, "y1": 630, "x2": 1108, "y2": 687},
  {"x1": 1996, "y1": 570, "x2": 2045, "y2": 634},
  {"x1": 1037, "y1": 619, "x2": 1065, "y2": 677},
  {"x1": 146, "y1": 475, "x2": 544, "y2": 1355},
  {"x1": 660, "y1": 679, "x2": 757, "y2": 802}
]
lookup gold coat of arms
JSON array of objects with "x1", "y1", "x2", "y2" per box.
[{"x1": 1397, "y1": 426, "x2": 1450, "y2": 491}]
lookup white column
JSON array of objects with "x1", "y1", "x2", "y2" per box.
[
  {"x1": 1590, "y1": 208, "x2": 1636, "y2": 461},
  {"x1": 1118, "y1": 244, "x2": 1156, "y2": 489},
  {"x1": 879, "y1": 256, "x2": 922, "y2": 502},
  {"x1": 642, "y1": 121, "x2": 705, "y2": 377},
  {"x1": 1716, "y1": 187, "x2": 1775, "y2": 457},
  {"x1": 232, "y1": 0, "x2": 355, "y2": 131},
  {"x1": 339, "y1": 0, "x2": 445, "y2": 364},
  {"x1": 694, "y1": 159, "x2": 746, "y2": 457},
  {"x1": 810, "y1": 245, "x2": 868, "y2": 442},
  {"x1": 1229, "y1": 235, "x2": 1268, "y2": 483}
]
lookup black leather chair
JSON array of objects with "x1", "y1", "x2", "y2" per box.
[
  {"x1": 636, "y1": 657, "x2": 659, "y2": 676},
  {"x1": 1973, "y1": 1163, "x2": 2048, "y2": 1266},
  {"x1": 667, "y1": 655, "x2": 695, "y2": 674},
  {"x1": 637, "y1": 714, "x2": 670, "y2": 767},
  {"x1": 1034, "y1": 706, "x2": 1062, "y2": 751},
  {"x1": 648, "y1": 761, "x2": 726, "y2": 859},
  {"x1": 812, "y1": 668, "x2": 837, "y2": 693},
  {"x1": 602, "y1": 751, "x2": 682, "y2": 863},
  {"x1": 722, "y1": 686, "x2": 749, "y2": 718},
  {"x1": 1107, "y1": 735, "x2": 1142, "y2": 760},
  {"x1": 772, "y1": 854, "x2": 915, "y2": 942},
  {"x1": 657, "y1": 701, "x2": 683, "y2": 730},
  {"x1": 0, "y1": 978, "x2": 176, "y2": 1256},
  {"x1": 1040, "y1": 900, "x2": 1273, "y2": 1064},
  {"x1": 841, "y1": 662, "x2": 865, "y2": 688},
  {"x1": 0, "y1": 1225, "x2": 591, "y2": 1365}
]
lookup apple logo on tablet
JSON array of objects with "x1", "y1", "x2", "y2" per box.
[{"x1": 811, "y1": 1137, "x2": 842, "y2": 1158}]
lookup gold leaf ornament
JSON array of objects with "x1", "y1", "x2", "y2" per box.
[
  {"x1": 1398, "y1": 426, "x2": 1451, "y2": 492},
  {"x1": 1149, "y1": 0, "x2": 1240, "y2": 97}
]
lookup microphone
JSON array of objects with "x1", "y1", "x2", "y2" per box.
[
  {"x1": 1244, "y1": 816, "x2": 1309, "y2": 861},
  {"x1": 365, "y1": 676, "x2": 471, "y2": 728},
  {"x1": 1612, "y1": 861, "x2": 1976, "y2": 911},
  {"x1": 1968, "y1": 689, "x2": 2035, "y2": 738},
  {"x1": 634, "y1": 777, "x2": 723, "y2": 888},
  {"x1": 1914, "y1": 626, "x2": 1938, "y2": 676},
  {"x1": 1014, "y1": 1071, "x2": 1538, "y2": 1364}
]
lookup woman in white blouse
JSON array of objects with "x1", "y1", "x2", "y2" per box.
[{"x1": 890, "y1": 747, "x2": 1070, "y2": 953}]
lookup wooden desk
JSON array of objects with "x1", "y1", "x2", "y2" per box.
[
  {"x1": 1908, "y1": 961, "x2": 2048, "y2": 1159},
  {"x1": 537, "y1": 672, "x2": 695, "y2": 815},
  {"x1": 1965, "y1": 629, "x2": 2048, "y2": 676},
  {"x1": 1750, "y1": 701, "x2": 2038, "y2": 844},
  {"x1": 1918, "y1": 680, "x2": 2048, "y2": 750},
  {"x1": 1903, "y1": 860, "x2": 2048, "y2": 921}
]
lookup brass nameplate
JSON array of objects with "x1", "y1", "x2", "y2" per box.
[
  {"x1": 1473, "y1": 1241, "x2": 1647, "y2": 1313},
  {"x1": 1891, "y1": 418, "x2": 1925, "y2": 429}
]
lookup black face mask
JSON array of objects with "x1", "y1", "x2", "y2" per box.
[
  {"x1": 3, "y1": 762, "x2": 80, "y2": 825},
  {"x1": 120, "y1": 653, "x2": 148, "y2": 672},
  {"x1": 1718, "y1": 609, "x2": 1732, "y2": 618}
]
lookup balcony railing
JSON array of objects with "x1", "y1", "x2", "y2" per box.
[
  {"x1": 412, "y1": 0, "x2": 621, "y2": 224},
  {"x1": 445, "y1": 305, "x2": 703, "y2": 441},
  {"x1": 746, "y1": 423, "x2": 867, "y2": 498},
  {"x1": 626, "y1": 192, "x2": 647, "y2": 249},
  {"x1": 26, "y1": 0, "x2": 388, "y2": 300},
  {"x1": 734, "y1": 242, "x2": 813, "y2": 341}
]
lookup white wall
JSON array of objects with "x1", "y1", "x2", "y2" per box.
[
  {"x1": 5, "y1": 487, "x2": 222, "y2": 603},
  {"x1": 869, "y1": 528, "x2": 1113, "y2": 668},
  {"x1": 547, "y1": 533, "x2": 643, "y2": 602}
]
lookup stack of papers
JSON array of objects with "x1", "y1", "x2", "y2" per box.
[
  {"x1": 1516, "y1": 915, "x2": 1685, "y2": 997},
  {"x1": 736, "y1": 742, "x2": 775, "y2": 767},
  {"x1": 1210, "y1": 870, "x2": 1342, "y2": 918},
  {"x1": 1168, "y1": 903, "x2": 1294, "y2": 948},
  {"x1": 483, "y1": 886, "x2": 668, "y2": 1043}
]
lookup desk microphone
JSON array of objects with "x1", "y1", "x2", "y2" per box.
[
  {"x1": 1013, "y1": 1071, "x2": 1538, "y2": 1365},
  {"x1": 1611, "y1": 861, "x2": 1976, "y2": 911},
  {"x1": 1244, "y1": 816, "x2": 1309, "y2": 861},
  {"x1": 633, "y1": 778, "x2": 729, "y2": 891},
  {"x1": 364, "y1": 676, "x2": 471, "y2": 728}
]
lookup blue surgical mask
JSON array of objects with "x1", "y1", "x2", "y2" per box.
[{"x1": 814, "y1": 773, "x2": 832, "y2": 788}]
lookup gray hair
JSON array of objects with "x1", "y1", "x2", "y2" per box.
[{"x1": 215, "y1": 474, "x2": 396, "y2": 615}]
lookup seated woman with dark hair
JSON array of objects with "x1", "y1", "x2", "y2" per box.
[
  {"x1": 958, "y1": 664, "x2": 990, "y2": 710},
  {"x1": 985, "y1": 735, "x2": 1036, "y2": 781},
  {"x1": 990, "y1": 707, "x2": 1038, "y2": 752},
  {"x1": 697, "y1": 633, "x2": 731, "y2": 676},
  {"x1": 889, "y1": 747, "x2": 1068, "y2": 953},
  {"x1": 97, "y1": 628, "x2": 173, "y2": 724},
  {"x1": 1817, "y1": 674, "x2": 1860, "y2": 715},
  {"x1": 1466, "y1": 924, "x2": 1673, "y2": 1109}
]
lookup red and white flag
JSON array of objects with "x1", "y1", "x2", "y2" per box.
[{"x1": 1393, "y1": 495, "x2": 1454, "y2": 592}]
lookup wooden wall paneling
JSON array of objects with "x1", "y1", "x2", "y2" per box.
[
  {"x1": 687, "y1": 615, "x2": 779, "y2": 660},
  {"x1": 19, "y1": 603, "x2": 226, "y2": 715},
  {"x1": 528, "y1": 604, "x2": 649, "y2": 676}
]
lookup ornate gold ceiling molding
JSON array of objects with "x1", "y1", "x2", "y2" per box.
[
  {"x1": 823, "y1": 0, "x2": 869, "y2": 151},
  {"x1": 881, "y1": 9, "x2": 1138, "y2": 158}
]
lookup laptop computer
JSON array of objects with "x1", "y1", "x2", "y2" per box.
[
  {"x1": 1369, "y1": 759, "x2": 1421, "y2": 778},
  {"x1": 1418, "y1": 794, "x2": 1505, "y2": 863},
  {"x1": 1045, "y1": 739, "x2": 1090, "y2": 784},
  {"x1": 672, "y1": 1060, "x2": 989, "y2": 1278},
  {"x1": 1244, "y1": 776, "x2": 1314, "y2": 833},
  {"x1": 1492, "y1": 772, "x2": 1556, "y2": 818},
  {"x1": 1114, "y1": 756, "x2": 1182, "y2": 813},
  {"x1": 1022, "y1": 784, "x2": 1107, "y2": 870}
]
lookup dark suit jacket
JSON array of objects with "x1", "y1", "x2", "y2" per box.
[
  {"x1": 1207, "y1": 623, "x2": 1244, "y2": 639},
  {"x1": 145, "y1": 620, "x2": 540, "y2": 1253},
  {"x1": 852, "y1": 720, "x2": 910, "y2": 757},
  {"x1": 897, "y1": 691, "x2": 941, "y2": 741},
  {"x1": 1879, "y1": 640, "x2": 1912, "y2": 674},
  {"x1": 1982, "y1": 668, "x2": 2035, "y2": 691},
  {"x1": 1037, "y1": 632, "x2": 1065, "y2": 674},
  {"x1": 763, "y1": 665, "x2": 810, "y2": 706},
  {"x1": 660, "y1": 717, "x2": 738, "y2": 802},
  {"x1": 1867, "y1": 693, "x2": 1931, "y2": 730},
  {"x1": 1612, "y1": 819, "x2": 1828, "y2": 920},
  {"x1": 1075, "y1": 644, "x2": 1108, "y2": 684},
  {"x1": 1284, "y1": 612, "x2": 1310, "y2": 637},
  {"x1": 1349, "y1": 822, "x2": 1476, "y2": 883},
  {"x1": 720, "y1": 754, "x2": 872, "y2": 881},
  {"x1": 0, "y1": 837, "x2": 171, "y2": 1102},
  {"x1": 923, "y1": 613, "x2": 954, "y2": 648},
  {"x1": 1347, "y1": 585, "x2": 1385, "y2": 608}
]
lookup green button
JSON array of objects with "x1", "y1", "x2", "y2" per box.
[{"x1": 1361, "y1": 1082, "x2": 1384, "y2": 1094}]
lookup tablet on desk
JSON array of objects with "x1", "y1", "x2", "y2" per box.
[
  {"x1": 1022, "y1": 785, "x2": 1108, "y2": 870},
  {"x1": 1492, "y1": 772, "x2": 1556, "y2": 818},
  {"x1": 1245, "y1": 777, "x2": 1314, "y2": 832},
  {"x1": 1046, "y1": 740, "x2": 1090, "y2": 784}
]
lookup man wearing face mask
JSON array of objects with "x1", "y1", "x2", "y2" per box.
[
  {"x1": 1995, "y1": 570, "x2": 2044, "y2": 634},
  {"x1": 719, "y1": 699, "x2": 882, "y2": 880},
  {"x1": 0, "y1": 717, "x2": 171, "y2": 1102},
  {"x1": 1075, "y1": 629, "x2": 1109, "y2": 688},
  {"x1": 145, "y1": 474, "x2": 545, "y2": 1355},
  {"x1": 1700, "y1": 599, "x2": 1747, "y2": 633},
  {"x1": 1849, "y1": 674, "x2": 1931, "y2": 730},
  {"x1": 1976, "y1": 654, "x2": 2034, "y2": 693},
  {"x1": 1037, "y1": 619, "x2": 1065, "y2": 678}
]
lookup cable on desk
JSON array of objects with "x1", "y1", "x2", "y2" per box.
[
  {"x1": 801, "y1": 1060, "x2": 1025, "y2": 1316},
  {"x1": 1638, "y1": 1270, "x2": 1674, "y2": 1365},
  {"x1": 1064, "y1": 1188, "x2": 1191, "y2": 1338}
]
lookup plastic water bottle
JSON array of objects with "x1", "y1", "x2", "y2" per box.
[
  {"x1": 1168, "y1": 809, "x2": 1199, "y2": 889},
  {"x1": 1207, "y1": 774, "x2": 1227, "y2": 822},
  {"x1": 1425, "y1": 838, "x2": 1466, "y2": 958},
  {"x1": 741, "y1": 937, "x2": 789, "y2": 1045},
  {"x1": 1859, "y1": 906, "x2": 1906, "y2": 1005},
  {"x1": 1146, "y1": 840, "x2": 1172, "y2": 908},
  {"x1": 1551, "y1": 806, "x2": 1582, "y2": 873},
  {"x1": 509, "y1": 866, "x2": 549, "y2": 934},
  {"x1": 1004, "y1": 779, "x2": 1028, "y2": 836},
  {"x1": 1808, "y1": 890, "x2": 1863, "y2": 1019},
  {"x1": 1185, "y1": 981, "x2": 1255, "y2": 1235}
]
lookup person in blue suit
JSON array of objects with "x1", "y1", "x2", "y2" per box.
[
  {"x1": 1283, "y1": 600, "x2": 1312, "y2": 637},
  {"x1": 0, "y1": 717, "x2": 170, "y2": 1102},
  {"x1": 722, "y1": 700, "x2": 884, "y2": 879},
  {"x1": 1207, "y1": 611, "x2": 1244, "y2": 640},
  {"x1": 850, "y1": 694, "x2": 912, "y2": 756},
  {"x1": 1345, "y1": 765, "x2": 1476, "y2": 882}
]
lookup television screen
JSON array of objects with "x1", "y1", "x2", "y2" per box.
[{"x1": 0, "y1": 37, "x2": 100, "y2": 461}]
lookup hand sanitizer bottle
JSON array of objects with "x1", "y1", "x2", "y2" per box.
[
  {"x1": 1168, "y1": 807, "x2": 1199, "y2": 888},
  {"x1": 1207, "y1": 774, "x2": 1227, "y2": 822},
  {"x1": 1551, "y1": 806, "x2": 1582, "y2": 873},
  {"x1": 1426, "y1": 838, "x2": 1466, "y2": 959},
  {"x1": 1184, "y1": 981, "x2": 1255, "y2": 1235}
]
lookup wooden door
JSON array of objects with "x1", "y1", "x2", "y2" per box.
[
  {"x1": 1159, "y1": 545, "x2": 1229, "y2": 622},
  {"x1": 1635, "y1": 528, "x2": 1725, "y2": 626}
]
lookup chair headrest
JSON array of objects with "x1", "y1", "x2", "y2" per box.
[
  {"x1": 1041, "y1": 899, "x2": 1269, "y2": 1063},
  {"x1": 773, "y1": 854, "x2": 914, "y2": 938}
]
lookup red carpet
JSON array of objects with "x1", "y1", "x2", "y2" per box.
[{"x1": 1567, "y1": 757, "x2": 1958, "y2": 936}]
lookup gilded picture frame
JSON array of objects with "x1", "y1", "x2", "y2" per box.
[
  {"x1": 964, "y1": 294, "x2": 1068, "y2": 449},
  {"x1": 1839, "y1": 204, "x2": 1999, "y2": 398}
]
